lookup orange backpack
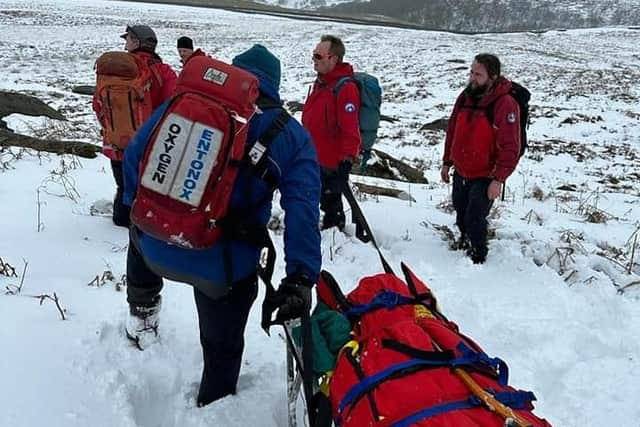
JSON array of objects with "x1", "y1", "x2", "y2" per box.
[{"x1": 95, "y1": 52, "x2": 156, "y2": 152}]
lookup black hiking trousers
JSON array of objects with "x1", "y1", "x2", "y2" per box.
[
  {"x1": 126, "y1": 238, "x2": 163, "y2": 307},
  {"x1": 194, "y1": 275, "x2": 258, "y2": 406},
  {"x1": 110, "y1": 160, "x2": 131, "y2": 228},
  {"x1": 125, "y1": 234, "x2": 258, "y2": 407},
  {"x1": 320, "y1": 168, "x2": 346, "y2": 230},
  {"x1": 452, "y1": 172, "x2": 493, "y2": 258}
]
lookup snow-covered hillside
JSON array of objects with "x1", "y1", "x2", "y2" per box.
[
  {"x1": 326, "y1": 0, "x2": 640, "y2": 31},
  {"x1": 256, "y1": 0, "x2": 365, "y2": 9},
  {"x1": 0, "y1": 1, "x2": 639, "y2": 427}
]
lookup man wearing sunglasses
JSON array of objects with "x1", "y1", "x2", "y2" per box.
[{"x1": 302, "y1": 35, "x2": 361, "y2": 231}]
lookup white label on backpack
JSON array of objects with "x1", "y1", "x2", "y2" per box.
[
  {"x1": 141, "y1": 113, "x2": 194, "y2": 195},
  {"x1": 202, "y1": 67, "x2": 228, "y2": 85},
  {"x1": 168, "y1": 122, "x2": 223, "y2": 207}
]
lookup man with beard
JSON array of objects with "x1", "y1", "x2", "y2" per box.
[{"x1": 440, "y1": 54, "x2": 521, "y2": 264}]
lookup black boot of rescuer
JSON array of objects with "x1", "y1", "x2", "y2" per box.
[{"x1": 467, "y1": 246, "x2": 487, "y2": 264}]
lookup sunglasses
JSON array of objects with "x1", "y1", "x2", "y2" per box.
[{"x1": 312, "y1": 53, "x2": 332, "y2": 60}]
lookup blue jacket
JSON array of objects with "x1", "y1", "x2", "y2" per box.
[{"x1": 123, "y1": 72, "x2": 321, "y2": 297}]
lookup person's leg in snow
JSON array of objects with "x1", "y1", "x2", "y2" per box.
[
  {"x1": 110, "y1": 160, "x2": 131, "y2": 228},
  {"x1": 452, "y1": 172, "x2": 469, "y2": 248},
  {"x1": 194, "y1": 274, "x2": 258, "y2": 407},
  {"x1": 463, "y1": 177, "x2": 493, "y2": 264},
  {"x1": 125, "y1": 235, "x2": 164, "y2": 349},
  {"x1": 320, "y1": 169, "x2": 345, "y2": 231}
]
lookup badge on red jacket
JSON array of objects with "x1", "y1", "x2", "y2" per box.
[
  {"x1": 507, "y1": 112, "x2": 517, "y2": 123},
  {"x1": 345, "y1": 103, "x2": 356, "y2": 113}
]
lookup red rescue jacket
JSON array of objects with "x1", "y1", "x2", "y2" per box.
[
  {"x1": 302, "y1": 63, "x2": 361, "y2": 169},
  {"x1": 443, "y1": 77, "x2": 521, "y2": 182},
  {"x1": 181, "y1": 49, "x2": 207, "y2": 67}
]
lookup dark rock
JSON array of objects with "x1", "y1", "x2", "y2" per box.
[
  {"x1": 420, "y1": 118, "x2": 448, "y2": 131},
  {"x1": 352, "y1": 181, "x2": 415, "y2": 202},
  {"x1": 557, "y1": 184, "x2": 578, "y2": 191},
  {"x1": 354, "y1": 149, "x2": 427, "y2": 184},
  {"x1": 72, "y1": 85, "x2": 96, "y2": 96}
]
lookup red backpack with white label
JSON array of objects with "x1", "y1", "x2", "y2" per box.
[{"x1": 130, "y1": 56, "x2": 260, "y2": 249}]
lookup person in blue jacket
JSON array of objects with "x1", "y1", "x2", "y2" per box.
[{"x1": 122, "y1": 44, "x2": 321, "y2": 407}]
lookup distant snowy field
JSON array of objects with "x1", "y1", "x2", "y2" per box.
[
  {"x1": 1, "y1": 1, "x2": 639, "y2": 426},
  {"x1": 255, "y1": 0, "x2": 363, "y2": 9}
]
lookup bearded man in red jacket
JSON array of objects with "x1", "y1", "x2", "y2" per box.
[
  {"x1": 302, "y1": 35, "x2": 361, "y2": 231},
  {"x1": 441, "y1": 54, "x2": 521, "y2": 264}
]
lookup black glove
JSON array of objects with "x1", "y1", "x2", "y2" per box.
[
  {"x1": 275, "y1": 273, "x2": 313, "y2": 322},
  {"x1": 337, "y1": 160, "x2": 352, "y2": 180}
]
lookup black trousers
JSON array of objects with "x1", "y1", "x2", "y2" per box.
[
  {"x1": 194, "y1": 275, "x2": 258, "y2": 406},
  {"x1": 125, "y1": 234, "x2": 258, "y2": 406},
  {"x1": 320, "y1": 168, "x2": 345, "y2": 229},
  {"x1": 110, "y1": 160, "x2": 131, "y2": 227},
  {"x1": 452, "y1": 173, "x2": 493, "y2": 256},
  {"x1": 126, "y1": 237, "x2": 163, "y2": 307}
]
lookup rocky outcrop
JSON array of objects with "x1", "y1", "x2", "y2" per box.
[{"x1": 354, "y1": 149, "x2": 427, "y2": 184}]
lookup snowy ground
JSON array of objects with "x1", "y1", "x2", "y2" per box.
[{"x1": 1, "y1": 1, "x2": 639, "y2": 426}]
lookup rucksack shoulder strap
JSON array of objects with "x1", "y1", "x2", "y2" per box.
[
  {"x1": 256, "y1": 96, "x2": 283, "y2": 111},
  {"x1": 485, "y1": 92, "x2": 511, "y2": 125},
  {"x1": 259, "y1": 108, "x2": 290, "y2": 146},
  {"x1": 332, "y1": 76, "x2": 356, "y2": 96},
  {"x1": 145, "y1": 58, "x2": 163, "y2": 88},
  {"x1": 246, "y1": 102, "x2": 290, "y2": 183},
  {"x1": 247, "y1": 105, "x2": 289, "y2": 178}
]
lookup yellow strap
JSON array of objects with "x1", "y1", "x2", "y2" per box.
[
  {"x1": 454, "y1": 368, "x2": 533, "y2": 427},
  {"x1": 340, "y1": 340, "x2": 360, "y2": 357},
  {"x1": 319, "y1": 371, "x2": 333, "y2": 396}
]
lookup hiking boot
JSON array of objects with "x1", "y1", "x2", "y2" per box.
[
  {"x1": 466, "y1": 247, "x2": 487, "y2": 264},
  {"x1": 125, "y1": 296, "x2": 161, "y2": 350},
  {"x1": 454, "y1": 235, "x2": 470, "y2": 251}
]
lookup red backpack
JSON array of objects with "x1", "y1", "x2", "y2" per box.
[
  {"x1": 130, "y1": 56, "x2": 260, "y2": 249},
  {"x1": 95, "y1": 52, "x2": 157, "y2": 152},
  {"x1": 317, "y1": 264, "x2": 552, "y2": 427}
]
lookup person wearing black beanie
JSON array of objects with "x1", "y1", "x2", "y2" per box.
[
  {"x1": 177, "y1": 36, "x2": 208, "y2": 66},
  {"x1": 177, "y1": 36, "x2": 194, "y2": 64}
]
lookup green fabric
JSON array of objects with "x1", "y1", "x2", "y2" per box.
[{"x1": 292, "y1": 302, "x2": 352, "y2": 376}]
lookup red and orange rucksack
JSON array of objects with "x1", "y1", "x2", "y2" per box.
[{"x1": 95, "y1": 52, "x2": 157, "y2": 153}]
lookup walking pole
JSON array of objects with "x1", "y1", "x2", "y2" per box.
[
  {"x1": 281, "y1": 316, "x2": 316, "y2": 427},
  {"x1": 341, "y1": 179, "x2": 394, "y2": 275},
  {"x1": 285, "y1": 319, "x2": 302, "y2": 427}
]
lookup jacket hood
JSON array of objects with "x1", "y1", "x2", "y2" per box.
[{"x1": 248, "y1": 68, "x2": 281, "y2": 104}]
